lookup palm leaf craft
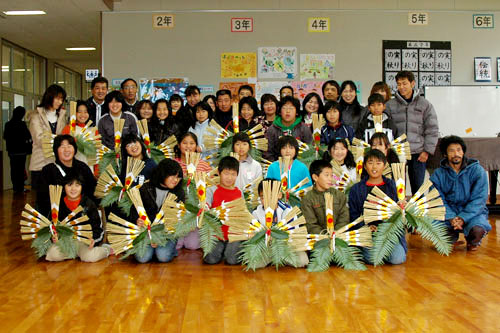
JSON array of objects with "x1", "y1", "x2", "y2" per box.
[
  {"x1": 363, "y1": 178, "x2": 452, "y2": 266},
  {"x1": 106, "y1": 188, "x2": 177, "y2": 259},
  {"x1": 94, "y1": 157, "x2": 145, "y2": 215},
  {"x1": 277, "y1": 156, "x2": 313, "y2": 207},
  {"x1": 225, "y1": 180, "x2": 307, "y2": 271},
  {"x1": 391, "y1": 134, "x2": 411, "y2": 162},
  {"x1": 330, "y1": 160, "x2": 359, "y2": 195},
  {"x1": 150, "y1": 135, "x2": 178, "y2": 164},
  {"x1": 69, "y1": 101, "x2": 101, "y2": 161},
  {"x1": 203, "y1": 118, "x2": 268, "y2": 167},
  {"x1": 96, "y1": 118, "x2": 125, "y2": 171},
  {"x1": 242, "y1": 176, "x2": 263, "y2": 212},
  {"x1": 41, "y1": 131, "x2": 56, "y2": 158},
  {"x1": 20, "y1": 185, "x2": 93, "y2": 258},
  {"x1": 351, "y1": 145, "x2": 366, "y2": 181},
  {"x1": 306, "y1": 192, "x2": 372, "y2": 272},
  {"x1": 113, "y1": 118, "x2": 125, "y2": 166}
]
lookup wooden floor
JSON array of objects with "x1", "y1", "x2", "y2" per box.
[{"x1": 1, "y1": 191, "x2": 500, "y2": 332}]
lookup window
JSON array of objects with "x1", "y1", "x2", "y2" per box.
[
  {"x1": 12, "y1": 48, "x2": 24, "y2": 91},
  {"x1": 26, "y1": 55, "x2": 34, "y2": 93},
  {"x1": 2, "y1": 45, "x2": 10, "y2": 87}
]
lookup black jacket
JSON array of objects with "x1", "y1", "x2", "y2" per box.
[
  {"x1": 37, "y1": 160, "x2": 97, "y2": 217},
  {"x1": 3, "y1": 112, "x2": 32, "y2": 155},
  {"x1": 58, "y1": 195, "x2": 104, "y2": 243}
]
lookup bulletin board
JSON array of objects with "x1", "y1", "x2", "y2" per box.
[{"x1": 383, "y1": 40, "x2": 452, "y2": 92}]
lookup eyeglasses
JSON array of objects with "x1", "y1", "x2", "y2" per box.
[{"x1": 122, "y1": 86, "x2": 137, "y2": 91}]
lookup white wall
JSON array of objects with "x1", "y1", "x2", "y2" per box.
[{"x1": 102, "y1": 2, "x2": 500, "y2": 103}]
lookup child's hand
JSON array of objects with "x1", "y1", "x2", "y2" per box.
[
  {"x1": 151, "y1": 243, "x2": 158, "y2": 248},
  {"x1": 88, "y1": 239, "x2": 95, "y2": 250},
  {"x1": 450, "y1": 217, "x2": 464, "y2": 230},
  {"x1": 137, "y1": 218, "x2": 145, "y2": 228},
  {"x1": 196, "y1": 146, "x2": 202, "y2": 153},
  {"x1": 370, "y1": 225, "x2": 378, "y2": 232}
]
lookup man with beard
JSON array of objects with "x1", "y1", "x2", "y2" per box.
[{"x1": 430, "y1": 135, "x2": 491, "y2": 251}]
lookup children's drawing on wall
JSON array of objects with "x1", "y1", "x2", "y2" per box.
[
  {"x1": 300, "y1": 54, "x2": 335, "y2": 80},
  {"x1": 258, "y1": 47, "x2": 297, "y2": 79},
  {"x1": 139, "y1": 78, "x2": 189, "y2": 102}
]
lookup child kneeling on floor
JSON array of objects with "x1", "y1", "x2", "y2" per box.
[
  {"x1": 252, "y1": 179, "x2": 309, "y2": 267},
  {"x1": 46, "y1": 172, "x2": 112, "y2": 262},
  {"x1": 203, "y1": 156, "x2": 244, "y2": 265},
  {"x1": 348, "y1": 149, "x2": 407, "y2": 265}
]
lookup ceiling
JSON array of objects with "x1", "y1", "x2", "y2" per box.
[{"x1": 0, "y1": 0, "x2": 109, "y2": 74}]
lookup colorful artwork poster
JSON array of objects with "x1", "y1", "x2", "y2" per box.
[
  {"x1": 300, "y1": 54, "x2": 335, "y2": 80},
  {"x1": 219, "y1": 82, "x2": 256, "y2": 101},
  {"x1": 290, "y1": 81, "x2": 324, "y2": 101},
  {"x1": 221, "y1": 53, "x2": 257, "y2": 78},
  {"x1": 258, "y1": 47, "x2": 297, "y2": 79},
  {"x1": 255, "y1": 81, "x2": 290, "y2": 103},
  {"x1": 139, "y1": 78, "x2": 188, "y2": 102}
]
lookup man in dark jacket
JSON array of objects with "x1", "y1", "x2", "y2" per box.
[
  {"x1": 214, "y1": 89, "x2": 233, "y2": 128},
  {"x1": 86, "y1": 76, "x2": 109, "y2": 124},
  {"x1": 430, "y1": 135, "x2": 491, "y2": 251},
  {"x1": 386, "y1": 70, "x2": 439, "y2": 195},
  {"x1": 3, "y1": 106, "x2": 32, "y2": 194}
]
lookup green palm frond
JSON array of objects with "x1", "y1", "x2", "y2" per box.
[
  {"x1": 408, "y1": 213, "x2": 452, "y2": 255},
  {"x1": 372, "y1": 210, "x2": 406, "y2": 266},
  {"x1": 98, "y1": 151, "x2": 117, "y2": 172},
  {"x1": 149, "y1": 224, "x2": 169, "y2": 247},
  {"x1": 307, "y1": 238, "x2": 334, "y2": 272},
  {"x1": 298, "y1": 144, "x2": 327, "y2": 168},
  {"x1": 332, "y1": 238, "x2": 366, "y2": 270},
  {"x1": 75, "y1": 135, "x2": 97, "y2": 157},
  {"x1": 288, "y1": 193, "x2": 302, "y2": 207},
  {"x1": 100, "y1": 186, "x2": 121, "y2": 207},
  {"x1": 150, "y1": 147, "x2": 166, "y2": 164},
  {"x1": 31, "y1": 228, "x2": 51, "y2": 258},
  {"x1": 54, "y1": 225, "x2": 79, "y2": 259},
  {"x1": 269, "y1": 237, "x2": 298, "y2": 270},
  {"x1": 174, "y1": 210, "x2": 198, "y2": 238},
  {"x1": 239, "y1": 231, "x2": 270, "y2": 271},
  {"x1": 118, "y1": 192, "x2": 133, "y2": 216},
  {"x1": 199, "y1": 213, "x2": 223, "y2": 257}
]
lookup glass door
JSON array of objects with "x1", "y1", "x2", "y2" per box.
[{"x1": 2, "y1": 91, "x2": 14, "y2": 190}]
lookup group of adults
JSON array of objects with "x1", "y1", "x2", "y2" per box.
[{"x1": 2, "y1": 69, "x2": 491, "y2": 251}]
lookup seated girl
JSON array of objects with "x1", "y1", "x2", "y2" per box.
[
  {"x1": 232, "y1": 132, "x2": 263, "y2": 191},
  {"x1": 226, "y1": 96, "x2": 260, "y2": 132},
  {"x1": 120, "y1": 134, "x2": 157, "y2": 187},
  {"x1": 174, "y1": 132, "x2": 212, "y2": 177},
  {"x1": 45, "y1": 172, "x2": 112, "y2": 262},
  {"x1": 320, "y1": 100, "x2": 355, "y2": 145},
  {"x1": 189, "y1": 101, "x2": 213, "y2": 158},
  {"x1": 323, "y1": 138, "x2": 357, "y2": 181},
  {"x1": 130, "y1": 158, "x2": 185, "y2": 263}
]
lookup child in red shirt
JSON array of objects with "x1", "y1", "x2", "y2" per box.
[{"x1": 203, "y1": 156, "x2": 244, "y2": 265}]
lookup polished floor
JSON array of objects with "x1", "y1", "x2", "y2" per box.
[{"x1": 1, "y1": 190, "x2": 499, "y2": 332}]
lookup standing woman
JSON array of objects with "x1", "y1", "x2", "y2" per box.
[
  {"x1": 302, "y1": 92, "x2": 324, "y2": 128},
  {"x1": 338, "y1": 80, "x2": 367, "y2": 133},
  {"x1": 29, "y1": 84, "x2": 67, "y2": 192},
  {"x1": 3, "y1": 106, "x2": 32, "y2": 194},
  {"x1": 257, "y1": 94, "x2": 279, "y2": 134},
  {"x1": 370, "y1": 81, "x2": 392, "y2": 103}
]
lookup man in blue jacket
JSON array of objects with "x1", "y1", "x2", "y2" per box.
[{"x1": 430, "y1": 136, "x2": 491, "y2": 251}]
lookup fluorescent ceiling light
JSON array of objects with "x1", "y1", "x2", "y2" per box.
[
  {"x1": 65, "y1": 47, "x2": 96, "y2": 51},
  {"x1": 3, "y1": 11, "x2": 46, "y2": 15}
]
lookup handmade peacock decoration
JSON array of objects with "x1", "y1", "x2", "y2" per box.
[
  {"x1": 94, "y1": 157, "x2": 144, "y2": 215},
  {"x1": 363, "y1": 167, "x2": 452, "y2": 266},
  {"x1": 96, "y1": 118, "x2": 125, "y2": 172},
  {"x1": 203, "y1": 102, "x2": 268, "y2": 168},
  {"x1": 297, "y1": 114, "x2": 328, "y2": 167},
  {"x1": 225, "y1": 180, "x2": 308, "y2": 271},
  {"x1": 330, "y1": 160, "x2": 359, "y2": 195},
  {"x1": 20, "y1": 185, "x2": 93, "y2": 258},
  {"x1": 106, "y1": 187, "x2": 177, "y2": 258},
  {"x1": 304, "y1": 192, "x2": 372, "y2": 272}
]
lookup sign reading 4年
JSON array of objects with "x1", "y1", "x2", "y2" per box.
[
  {"x1": 308, "y1": 17, "x2": 330, "y2": 32},
  {"x1": 152, "y1": 14, "x2": 175, "y2": 29}
]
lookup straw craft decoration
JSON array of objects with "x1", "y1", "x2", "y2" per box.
[
  {"x1": 363, "y1": 180, "x2": 452, "y2": 266},
  {"x1": 95, "y1": 157, "x2": 145, "y2": 215},
  {"x1": 203, "y1": 120, "x2": 268, "y2": 167},
  {"x1": 351, "y1": 146, "x2": 366, "y2": 180},
  {"x1": 297, "y1": 133, "x2": 328, "y2": 168},
  {"x1": 330, "y1": 160, "x2": 359, "y2": 195},
  {"x1": 113, "y1": 118, "x2": 125, "y2": 163},
  {"x1": 242, "y1": 176, "x2": 263, "y2": 212},
  {"x1": 391, "y1": 134, "x2": 412, "y2": 161},
  {"x1": 391, "y1": 162, "x2": 407, "y2": 201},
  {"x1": 41, "y1": 132, "x2": 56, "y2": 158},
  {"x1": 106, "y1": 187, "x2": 176, "y2": 258},
  {"x1": 150, "y1": 135, "x2": 178, "y2": 164},
  {"x1": 137, "y1": 119, "x2": 152, "y2": 157},
  {"x1": 383, "y1": 163, "x2": 393, "y2": 178},
  {"x1": 232, "y1": 102, "x2": 239, "y2": 134},
  {"x1": 69, "y1": 101, "x2": 77, "y2": 135},
  {"x1": 305, "y1": 192, "x2": 371, "y2": 272},
  {"x1": 184, "y1": 151, "x2": 201, "y2": 188},
  {"x1": 225, "y1": 180, "x2": 308, "y2": 271},
  {"x1": 20, "y1": 185, "x2": 93, "y2": 258},
  {"x1": 373, "y1": 115, "x2": 384, "y2": 133}
]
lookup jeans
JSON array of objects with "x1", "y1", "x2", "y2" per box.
[
  {"x1": 362, "y1": 242, "x2": 407, "y2": 265},
  {"x1": 135, "y1": 240, "x2": 178, "y2": 263},
  {"x1": 408, "y1": 153, "x2": 427, "y2": 195}
]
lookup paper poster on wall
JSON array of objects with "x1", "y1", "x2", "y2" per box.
[
  {"x1": 299, "y1": 54, "x2": 335, "y2": 80},
  {"x1": 219, "y1": 82, "x2": 256, "y2": 101},
  {"x1": 290, "y1": 81, "x2": 324, "y2": 101},
  {"x1": 474, "y1": 57, "x2": 492, "y2": 82},
  {"x1": 139, "y1": 78, "x2": 188, "y2": 102},
  {"x1": 255, "y1": 81, "x2": 290, "y2": 103},
  {"x1": 111, "y1": 78, "x2": 126, "y2": 91},
  {"x1": 220, "y1": 53, "x2": 257, "y2": 78},
  {"x1": 198, "y1": 85, "x2": 215, "y2": 94},
  {"x1": 383, "y1": 40, "x2": 451, "y2": 92},
  {"x1": 258, "y1": 47, "x2": 297, "y2": 79}
]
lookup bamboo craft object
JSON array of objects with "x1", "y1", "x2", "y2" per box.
[
  {"x1": 312, "y1": 113, "x2": 326, "y2": 149},
  {"x1": 41, "y1": 132, "x2": 56, "y2": 158},
  {"x1": 373, "y1": 115, "x2": 384, "y2": 133},
  {"x1": 232, "y1": 102, "x2": 239, "y2": 134},
  {"x1": 330, "y1": 160, "x2": 357, "y2": 192},
  {"x1": 351, "y1": 146, "x2": 366, "y2": 180},
  {"x1": 185, "y1": 152, "x2": 201, "y2": 179},
  {"x1": 391, "y1": 162, "x2": 406, "y2": 201},
  {"x1": 114, "y1": 118, "x2": 125, "y2": 164},
  {"x1": 137, "y1": 119, "x2": 151, "y2": 157},
  {"x1": 155, "y1": 135, "x2": 177, "y2": 159},
  {"x1": 95, "y1": 164, "x2": 123, "y2": 198},
  {"x1": 69, "y1": 101, "x2": 77, "y2": 135},
  {"x1": 391, "y1": 134, "x2": 412, "y2": 161}
]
